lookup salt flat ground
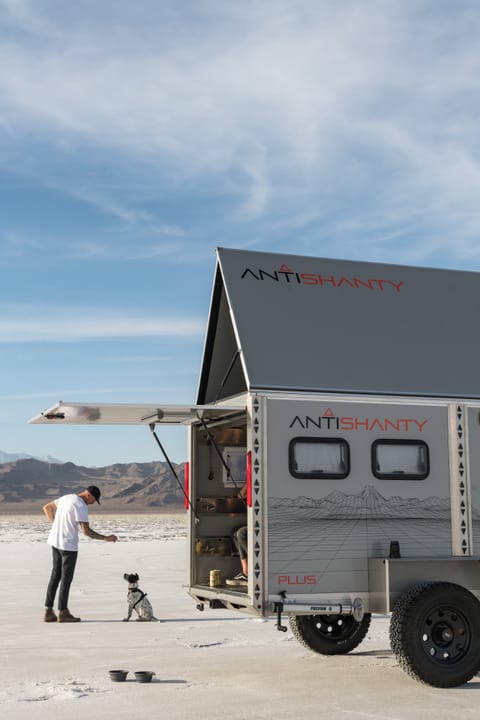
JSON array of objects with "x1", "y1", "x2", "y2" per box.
[{"x1": 0, "y1": 515, "x2": 479, "y2": 719}]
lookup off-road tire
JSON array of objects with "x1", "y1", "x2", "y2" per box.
[
  {"x1": 289, "y1": 613, "x2": 371, "y2": 655},
  {"x1": 390, "y1": 582, "x2": 480, "y2": 688}
]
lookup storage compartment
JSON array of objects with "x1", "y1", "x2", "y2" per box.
[
  {"x1": 196, "y1": 497, "x2": 246, "y2": 514},
  {"x1": 195, "y1": 536, "x2": 236, "y2": 556},
  {"x1": 190, "y1": 414, "x2": 248, "y2": 590}
]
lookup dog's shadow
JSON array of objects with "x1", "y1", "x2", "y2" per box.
[{"x1": 84, "y1": 619, "x2": 160, "y2": 623}]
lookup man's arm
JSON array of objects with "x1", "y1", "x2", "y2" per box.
[
  {"x1": 43, "y1": 501, "x2": 57, "y2": 522},
  {"x1": 79, "y1": 522, "x2": 118, "y2": 542}
]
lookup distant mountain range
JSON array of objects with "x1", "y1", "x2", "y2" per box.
[
  {"x1": 0, "y1": 457, "x2": 185, "y2": 513},
  {"x1": 0, "y1": 450, "x2": 62, "y2": 465}
]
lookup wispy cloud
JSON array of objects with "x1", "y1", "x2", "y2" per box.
[
  {"x1": 0, "y1": 229, "x2": 44, "y2": 256},
  {"x1": 3, "y1": 384, "x2": 193, "y2": 401},
  {"x1": 64, "y1": 237, "x2": 186, "y2": 262},
  {"x1": 0, "y1": 305, "x2": 204, "y2": 342},
  {"x1": 0, "y1": 1, "x2": 480, "y2": 263}
]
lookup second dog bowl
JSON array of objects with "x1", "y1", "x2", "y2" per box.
[
  {"x1": 134, "y1": 670, "x2": 156, "y2": 683},
  {"x1": 109, "y1": 669, "x2": 129, "y2": 682}
]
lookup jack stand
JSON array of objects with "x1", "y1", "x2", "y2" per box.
[{"x1": 275, "y1": 591, "x2": 288, "y2": 632}]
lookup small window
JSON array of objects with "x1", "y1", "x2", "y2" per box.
[
  {"x1": 372, "y1": 440, "x2": 429, "y2": 480},
  {"x1": 289, "y1": 437, "x2": 350, "y2": 479}
]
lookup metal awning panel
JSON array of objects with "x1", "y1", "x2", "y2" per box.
[{"x1": 28, "y1": 401, "x2": 244, "y2": 426}]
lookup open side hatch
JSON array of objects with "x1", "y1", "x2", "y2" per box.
[{"x1": 28, "y1": 401, "x2": 244, "y2": 426}]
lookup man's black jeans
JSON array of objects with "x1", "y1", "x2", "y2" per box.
[{"x1": 45, "y1": 547, "x2": 78, "y2": 610}]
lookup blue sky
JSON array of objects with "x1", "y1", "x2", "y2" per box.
[{"x1": 1, "y1": 0, "x2": 480, "y2": 466}]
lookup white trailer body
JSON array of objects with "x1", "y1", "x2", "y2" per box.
[
  {"x1": 185, "y1": 392, "x2": 480, "y2": 609},
  {"x1": 30, "y1": 248, "x2": 480, "y2": 687}
]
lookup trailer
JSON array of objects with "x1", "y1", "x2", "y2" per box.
[{"x1": 30, "y1": 247, "x2": 480, "y2": 688}]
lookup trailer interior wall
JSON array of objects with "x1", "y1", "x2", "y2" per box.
[{"x1": 189, "y1": 409, "x2": 249, "y2": 589}]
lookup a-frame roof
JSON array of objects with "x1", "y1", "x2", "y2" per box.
[{"x1": 197, "y1": 247, "x2": 480, "y2": 403}]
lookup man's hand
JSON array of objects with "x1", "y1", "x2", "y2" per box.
[
  {"x1": 238, "y1": 483, "x2": 247, "y2": 500},
  {"x1": 79, "y1": 522, "x2": 118, "y2": 542}
]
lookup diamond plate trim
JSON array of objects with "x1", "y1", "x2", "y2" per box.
[
  {"x1": 251, "y1": 394, "x2": 264, "y2": 611},
  {"x1": 449, "y1": 404, "x2": 472, "y2": 556}
]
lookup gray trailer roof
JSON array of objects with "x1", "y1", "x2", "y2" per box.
[{"x1": 197, "y1": 247, "x2": 480, "y2": 402}]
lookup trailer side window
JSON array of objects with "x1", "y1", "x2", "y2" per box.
[
  {"x1": 289, "y1": 438, "x2": 350, "y2": 479},
  {"x1": 371, "y1": 440, "x2": 429, "y2": 480}
]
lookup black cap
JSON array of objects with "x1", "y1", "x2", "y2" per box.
[{"x1": 87, "y1": 485, "x2": 101, "y2": 504}]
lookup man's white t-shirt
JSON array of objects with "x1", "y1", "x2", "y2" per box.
[{"x1": 47, "y1": 494, "x2": 89, "y2": 551}]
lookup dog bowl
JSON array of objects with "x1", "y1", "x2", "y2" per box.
[
  {"x1": 109, "y1": 669, "x2": 129, "y2": 682},
  {"x1": 134, "y1": 671, "x2": 156, "y2": 683}
]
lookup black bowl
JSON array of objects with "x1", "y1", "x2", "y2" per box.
[
  {"x1": 109, "y1": 669, "x2": 129, "y2": 682},
  {"x1": 134, "y1": 670, "x2": 155, "y2": 683}
]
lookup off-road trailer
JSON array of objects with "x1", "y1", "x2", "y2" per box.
[{"x1": 30, "y1": 248, "x2": 480, "y2": 688}]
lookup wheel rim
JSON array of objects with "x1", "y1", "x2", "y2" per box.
[
  {"x1": 421, "y1": 606, "x2": 471, "y2": 665},
  {"x1": 310, "y1": 615, "x2": 357, "y2": 641}
]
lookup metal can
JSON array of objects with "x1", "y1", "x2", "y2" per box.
[{"x1": 209, "y1": 569, "x2": 221, "y2": 587}]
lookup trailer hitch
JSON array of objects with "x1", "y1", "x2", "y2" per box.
[
  {"x1": 278, "y1": 598, "x2": 365, "y2": 621},
  {"x1": 274, "y1": 591, "x2": 288, "y2": 632}
]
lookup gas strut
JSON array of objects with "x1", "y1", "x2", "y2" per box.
[{"x1": 149, "y1": 423, "x2": 199, "y2": 522}]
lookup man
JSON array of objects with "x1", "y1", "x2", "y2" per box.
[
  {"x1": 42, "y1": 485, "x2": 118, "y2": 623},
  {"x1": 226, "y1": 525, "x2": 248, "y2": 586},
  {"x1": 226, "y1": 483, "x2": 248, "y2": 587}
]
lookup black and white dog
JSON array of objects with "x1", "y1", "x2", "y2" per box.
[{"x1": 123, "y1": 573, "x2": 158, "y2": 622}]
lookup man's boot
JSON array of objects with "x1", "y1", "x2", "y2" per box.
[
  {"x1": 58, "y1": 609, "x2": 81, "y2": 623},
  {"x1": 44, "y1": 607, "x2": 57, "y2": 622}
]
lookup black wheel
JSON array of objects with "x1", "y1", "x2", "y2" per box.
[
  {"x1": 390, "y1": 582, "x2": 480, "y2": 688},
  {"x1": 289, "y1": 613, "x2": 371, "y2": 655}
]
